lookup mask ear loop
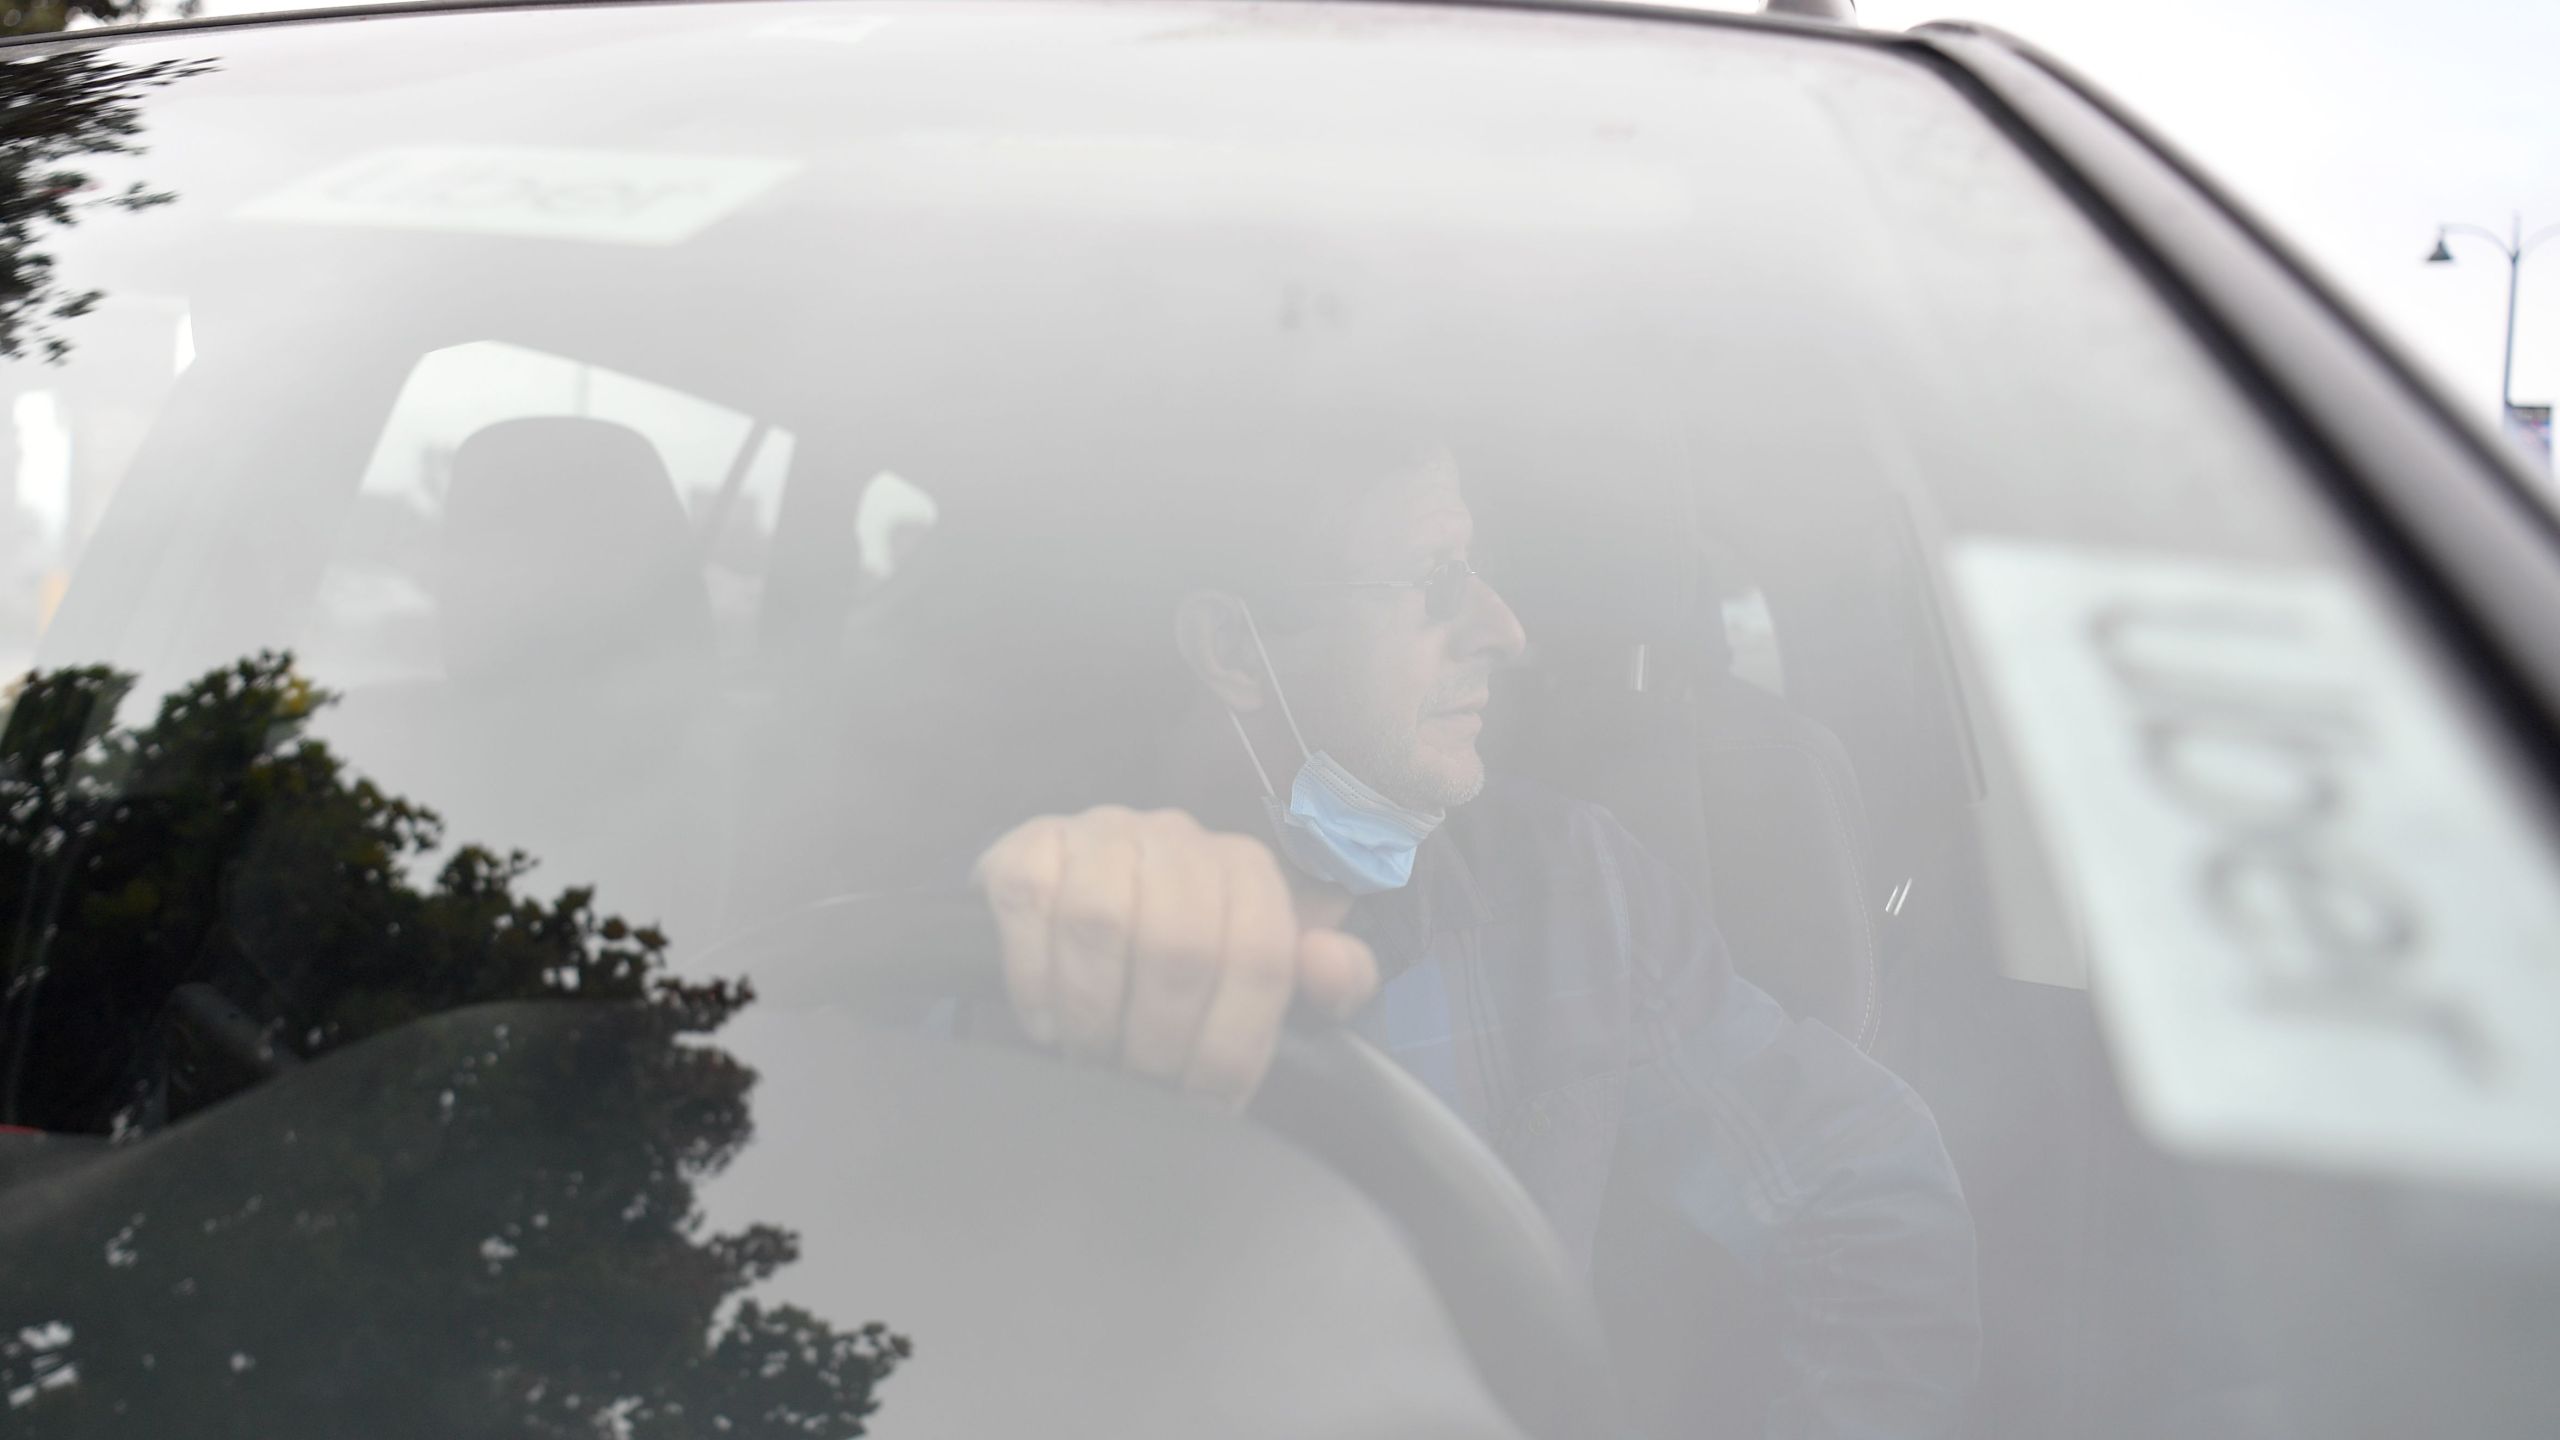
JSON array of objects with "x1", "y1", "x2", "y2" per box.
[
  {"x1": 1237, "y1": 603, "x2": 1312, "y2": 759},
  {"x1": 1227, "y1": 711, "x2": 1280, "y2": 800},
  {"x1": 1223, "y1": 599, "x2": 1311, "y2": 800}
]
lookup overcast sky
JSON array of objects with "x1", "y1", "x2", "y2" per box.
[{"x1": 1856, "y1": 0, "x2": 2560, "y2": 429}]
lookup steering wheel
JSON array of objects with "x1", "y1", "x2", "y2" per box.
[{"x1": 695, "y1": 890, "x2": 1621, "y2": 1440}]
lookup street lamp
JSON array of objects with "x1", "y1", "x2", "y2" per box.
[{"x1": 2425, "y1": 212, "x2": 2560, "y2": 417}]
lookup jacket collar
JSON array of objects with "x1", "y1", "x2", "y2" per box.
[{"x1": 1341, "y1": 817, "x2": 1494, "y2": 980}]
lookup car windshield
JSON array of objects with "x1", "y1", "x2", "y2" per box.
[{"x1": 5, "y1": 3, "x2": 2560, "y2": 1438}]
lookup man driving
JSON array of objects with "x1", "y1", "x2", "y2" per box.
[{"x1": 975, "y1": 436, "x2": 1980, "y2": 1439}]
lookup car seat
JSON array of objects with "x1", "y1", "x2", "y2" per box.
[
  {"x1": 1498, "y1": 541, "x2": 1886, "y2": 1052},
  {"x1": 314, "y1": 417, "x2": 730, "y2": 941},
  {"x1": 434, "y1": 416, "x2": 716, "y2": 686},
  {"x1": 1690, "y1": 619, "x2": 1884, "y2": 1052}
]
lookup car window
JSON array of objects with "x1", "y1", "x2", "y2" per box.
[
  {"x1": 853, "y1": 469, "x2": 938, "y2": 592},
  {"x1": 0, "y1": 292, "x2": 191, "y2": 678},
  {"x1": 3, "y1": 5, "x2": 2558, "y2": 1438},
  {"x1": 298, "y1": 339, "x2": 794, "y2": 687}
]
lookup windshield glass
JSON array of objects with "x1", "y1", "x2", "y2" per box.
[{"x1": 5, "y1": 4, "x2": 2559, "y2": 1438}]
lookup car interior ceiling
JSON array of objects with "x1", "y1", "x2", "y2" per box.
[{"x1": 33, "y1": 305, "x2": 2270, "y2": 1438}]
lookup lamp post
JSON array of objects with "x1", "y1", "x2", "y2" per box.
[{"x1": 2425, "y1": 213, "x2": 2560, "y2": 419}]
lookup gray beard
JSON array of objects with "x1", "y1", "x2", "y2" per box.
[{"x1": 1342, "y1": 732, "x2": 1483, "y2": 814}]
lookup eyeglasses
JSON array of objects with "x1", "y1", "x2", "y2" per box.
[{"x1": 1298, "y1": 558, "x2": 1483, "y2": 622}]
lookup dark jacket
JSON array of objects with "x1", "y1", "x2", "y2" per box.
[{"x1": 1344, "y1": 780, "x2": 1981, "y2": 1440}]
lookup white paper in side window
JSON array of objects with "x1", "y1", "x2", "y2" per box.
[
  {"x1": 1949, "y1": 539, "x2": 2560, "y2": 1194},
  {"x1": 237, "y1": 147, "x2": 800, "y2": 247}
]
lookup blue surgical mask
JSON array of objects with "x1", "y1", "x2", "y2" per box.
[{"x1": 1226, "y1": 605, "x2": 1444, "y2": 895}]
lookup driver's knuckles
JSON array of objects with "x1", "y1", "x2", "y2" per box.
[
  {"x1": 979, "y1": 806, "x2": 1317, "y2": 1102},
  {"x1": 1119, "y1": 828, "x2": 1229, "y2": 1082},
  {"x1": 976, "y1": 815, "x2": 1070, "y2": 1046},
  {"x1": 1047, "y1": 826, "x2": 1146, "y2": 1062},
  {"x1": 978, "y1": 807, "x2": 1227, "y2": 1062},
  {"x1": 1176, "y1": 839, "x2": 1301, "y2": 1105}
]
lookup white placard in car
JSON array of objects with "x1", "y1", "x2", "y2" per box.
[
  {"x1": 1949, "y1": 539, "x2": 2560, "y2": 1194},
  {"x1": 237, "y1": 147, "x2": 800, "y2": 247}
]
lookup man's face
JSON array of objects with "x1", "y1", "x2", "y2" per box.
[{"x1": 1265, "y1": 454, "x2": 1529, "y2": 812}]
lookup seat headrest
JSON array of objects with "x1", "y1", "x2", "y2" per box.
[{"x1": 435, "y1": 417, "x2": 715, "y2": 685}]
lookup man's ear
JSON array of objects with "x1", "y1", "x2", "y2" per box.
[{"x1": 1173, "y1": 590, "x2": 1267, "y2": 711}]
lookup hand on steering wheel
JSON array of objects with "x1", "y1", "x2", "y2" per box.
[
  {"x1": 973, "y1": 805, "x2": 1377, "y2": 1107},
  {"x1": 697, "y1": 873, "x2": 1622, "y2": 1440}
]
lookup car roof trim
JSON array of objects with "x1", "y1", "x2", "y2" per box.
[
  {"x1": 0, "y1": 0, "x2": 1896, "y2": 55},
  {"x1": 1904, "y1": 21, "x2": 2560, "y2": 786},
  {"x1": 1913, "y1": 19, "x2": 2560, "y2": 530}
]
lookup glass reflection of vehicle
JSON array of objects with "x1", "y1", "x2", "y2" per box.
[{"x1": 4, "y1": 2, "x2": 2560, "y2": 1438}]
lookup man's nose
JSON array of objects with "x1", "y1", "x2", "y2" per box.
[{"x1": 1453, "y1": 574, "x2": 1529, "y2": 664}]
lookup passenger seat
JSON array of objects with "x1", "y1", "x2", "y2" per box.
[
  {"x1": 1693, "y1": 658, "x2": 1884, "y2": 1052},
  {"x1": 317, "y1": 417, "x2": 729, "y2": 942}
]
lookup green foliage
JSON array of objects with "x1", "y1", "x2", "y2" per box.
[
  {"x1": 0, "y1": 652, "x2": 742, "y2": 1130},
  {"x1": 0, "y1": 654, "x2": 909, "y2": 1436}
]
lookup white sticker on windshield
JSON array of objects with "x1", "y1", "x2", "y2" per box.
[
  {"x1": 237, "y1": 147, "x2": 800, "y2": 247},
  {"x1": 1950, "y1": 539, "x2": 2560, "y2": 1194}
]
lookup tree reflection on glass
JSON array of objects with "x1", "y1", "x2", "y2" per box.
[
  {"x1": 0, "y1": 47, "x2": 202, "y2": 361},
  {"x1": 3, "y1": 1, "x2": 194, "y2": 38},
  {"x1": 0, "y1": 654, "x2": 908, "y2": 1436}
]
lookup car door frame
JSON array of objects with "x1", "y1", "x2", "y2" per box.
[{"x1": 1887, "y1": 18, "x2": 2560, "y2": 787}]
